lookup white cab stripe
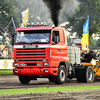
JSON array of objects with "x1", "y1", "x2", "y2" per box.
[
  {"x1": 14, "y1": 46, "x2": 23, "y2": 48},
  {"x1": 38, "y1": 45, "x2": 50, "y2": 48},
  {"x1": 14, "y1": 45, "x2": 50, "y2": 48}
]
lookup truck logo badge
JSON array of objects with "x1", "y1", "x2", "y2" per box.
[{"x1": 23, "y1": 45, "x2": 38, "y2": 48}]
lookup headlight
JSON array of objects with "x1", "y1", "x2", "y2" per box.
[
  {"x1": 14, "y1": 70, "x2": 18, "y2": 73},
  {"x1": 43, "y1": 63, "x2": 49, "y2": 66},
  {"x1": 13, "y1": 63, "x2": 19, "y2": 67}
]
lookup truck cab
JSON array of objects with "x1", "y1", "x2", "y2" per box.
[{"x1": 13, "y1": 25, "x2": 69, "y2": 84}]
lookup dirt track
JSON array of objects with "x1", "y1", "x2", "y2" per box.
[
  {"x1": 1, "y1": 90, "x2": 100, "y2": 100},
  {"x1": 0, "y1": 75, "x2": 100, "y2": 100},
  {"x1": 0, "y1": 75, "x2": 100, "y2": 90}
]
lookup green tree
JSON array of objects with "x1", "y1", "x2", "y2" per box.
[
  {"x1": 89, "y1": 38, "x2": 97, "y2": 50},
  {"x1": 0, "y1": 0, "x2": 21, "y2": 35},
  {"x1": 65, "y1": 0, "x2": 100, "y2": 38}
]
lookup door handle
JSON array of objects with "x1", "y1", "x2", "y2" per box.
[{"x1": 58, "y1": 49, "x2": 61, "y2": 51}]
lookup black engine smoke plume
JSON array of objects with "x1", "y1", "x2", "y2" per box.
[{"x1": 42, "y1": 0, "x2": 62, "y2": 27}]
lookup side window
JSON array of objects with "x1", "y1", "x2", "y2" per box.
[{"x1": 52, "y1": 31, "x2": 59, "y2": 45}]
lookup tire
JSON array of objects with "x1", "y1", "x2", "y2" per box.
[
  {"x1": 55, "y1": 65, "x2": 66, "y2": 84},
  {"x1": 75, "y1": 68, "x2": 83, "y2": 82},
  {"x1": 19, "y1": 76, "x2": 30, "y2": 84},
  {"x1": 75, "y1": 66, "x2": 94, "y2": 83},
  {"x1": 48, "y1": 77, "x2": 54, "y2": 82},
  {"x1": 83, "y1": 66, "x2": 94, "y2": 83}
]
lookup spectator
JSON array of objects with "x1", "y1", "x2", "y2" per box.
[
  {"x1": 96, "y1": 51, "x2": 99, "y2": 57},
  {"x1": 8, "y1": 48, "x2": 12, "y2": 53},
  {"x1": 8, "y1": 49, "x2": 14, "y2": 59},
  {"x1": 81, "y1": 50, "x2": 85, "y2": 58},
  {"x1": 93, "y1": 50, "x2": 96, "y2": 57},
  {"x1": 96, "y1": 50, "x2": 100, "y2": 57},
  {"x1": 84, "y1": 50, "x2": 88, "y2": 55},
  {"x1": 2, "y1": 46, "x2": 9, "y2": 59},
  {"x1": 81, "y1": 50, "x2": 85, "y2": 60},
  {"x1": 0, "y1": 48, "x2": 2, "y2": 59}
]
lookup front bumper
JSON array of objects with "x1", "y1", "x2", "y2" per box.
[{"x1": 13, "y1": 67, "x2": 58, "y2": 77}]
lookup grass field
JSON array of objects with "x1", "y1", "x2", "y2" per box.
[
  {"x1": 0, "y1": 86, "x2": 100, "y2": 96},
  {"x1": 0, "y1": 69, "x2": 13, "y2": 75}
]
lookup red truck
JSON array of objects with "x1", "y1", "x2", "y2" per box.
[{"x1": 13, "y1": 23, "x2": 95, "y2": 84}]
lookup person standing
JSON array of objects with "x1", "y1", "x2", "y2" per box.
[
  {"x1": 8, "y1": 49, "x2": 14, "y2": 59},
  {"x1": 0, "y1": 48, "x2": 2, "y2": 59},
  {"x1": 2, "y1": 46, "x2": 9, "y2": 59}
]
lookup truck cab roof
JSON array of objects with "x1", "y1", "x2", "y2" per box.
[
  {"x1": 16, "y1": 26, "x2": 66, "y2": 32},
  {"x1": 16, "y1": 27, "x2": 52, "y2": 31}
]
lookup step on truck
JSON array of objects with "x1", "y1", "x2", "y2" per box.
[{"x1": 12, "y1": 22, "x2": 100, "y2": 84}]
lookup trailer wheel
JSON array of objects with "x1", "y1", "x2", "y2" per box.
[
  {"x1": 83, "y1": 66, "x2": 94, "y2": 83},
  {"x1": 19, "y1": 76, "x2": 30, "y2": 84},
  {"x1": 55, "y1": 65, "x2": 66, "y2": 84},
  {"x1": 48, "y1": 77, "x2": 54, "y2": 82}
]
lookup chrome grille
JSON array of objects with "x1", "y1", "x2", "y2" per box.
[{"x1": 16, "y1": 48, "x2": 46, "y2": 62}]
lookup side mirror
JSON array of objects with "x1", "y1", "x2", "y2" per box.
[{"x1": 54, "y1": 36, "x2": 59, "y2": 44}]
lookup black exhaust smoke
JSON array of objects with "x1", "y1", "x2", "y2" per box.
[{"x1": 42, "y1": 0, "x2": 63, "y2": 27}]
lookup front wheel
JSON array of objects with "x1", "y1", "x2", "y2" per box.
[
  {"x1": 19, "y1": 76, "x2": 30, "y2": 84},
  {"x1": 55, "y1": 65, "x2": 66, "y2": 84}
]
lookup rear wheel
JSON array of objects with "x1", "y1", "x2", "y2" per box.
[
  {"x1": 19, "y1": 76, "x2": 30, "y2": 84},
  {"x1": 75, "y1": 66, "x2": 94, "y2": 83},
  {"x1": 83, "y1": 66, "x2": 94, "y2": 83},
  {"x1": 55, "y1": 65, "x2": 66, "y2": 84}
]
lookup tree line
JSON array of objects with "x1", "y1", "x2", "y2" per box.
[{"x1": 0, "y1": 0, "x2": 100, "y2": 41}]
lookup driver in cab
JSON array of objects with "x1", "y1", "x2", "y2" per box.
[{"x1": 52, "y1": 32, "x2": 55, "y2": 45}]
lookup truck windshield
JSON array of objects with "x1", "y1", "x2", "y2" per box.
[{"x1": 15, "y1": 30, "x2": 51, "y2": 44}]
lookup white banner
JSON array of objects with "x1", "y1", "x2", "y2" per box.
[
  {"x1": 0, "y1": 59, "x2": 13, "y2": 69},
  {"x1": 21, "y1": 8, "x2": 29, "y2": 27}
]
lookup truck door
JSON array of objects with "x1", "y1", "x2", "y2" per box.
[
  {"x1": 50, "y1": 31, "x2": 61, "y2": 67},
  {"x1": 59, "y1": 30, "x2": 67, "y2": 62}
]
